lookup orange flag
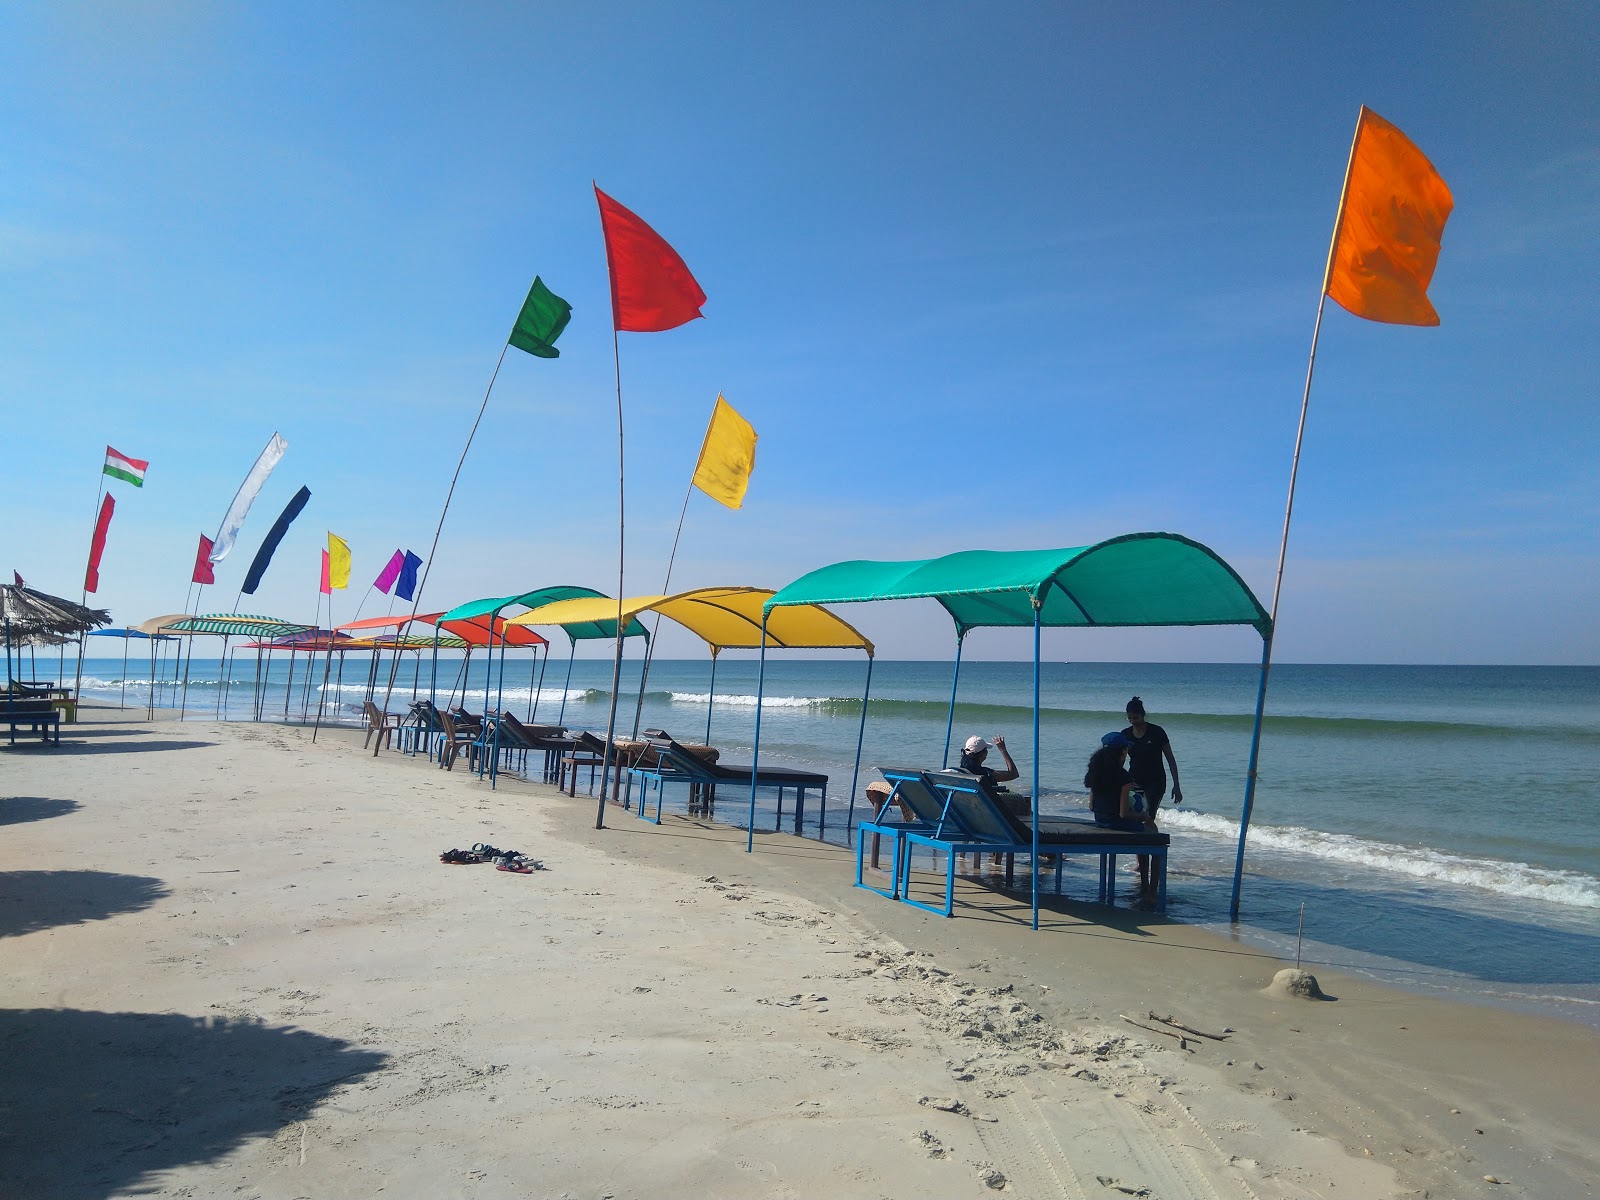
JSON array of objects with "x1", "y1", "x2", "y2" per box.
[{"x1": 1324, "y1": 107, "x2": 1453, "y2": 326}]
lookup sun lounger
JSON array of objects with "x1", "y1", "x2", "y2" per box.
[
  {"x1": 853, "y1": 768, "x2": 954, "y2": 898},
  {"x1": 635, "y1": 732, "x2": 828, "y2": 834},
  {"x1": 488, "y1": 712, "x2": 571, "y2": 784},
  {"x1": 3, "y1": 697, "x2": 62, "y2": 746},
  {"x1": 920, "y1": 770, "x2": 1169, "y2": 914},
  {"x1": 857, "y1": 768, "x2": 1168, "y2": 917}
]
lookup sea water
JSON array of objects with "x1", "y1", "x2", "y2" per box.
[{"x1": 47, "y1": 654, "x2": 1600, "y2": 1026}]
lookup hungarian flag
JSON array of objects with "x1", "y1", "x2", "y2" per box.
[
  {"x1": 508, "y1": 277, "x2": 573, "y2": 358},
  {"x1": 85, "y1": 494, "x2": 115, "y2": 593},
  {"x1": 192, "y1": 534, "x2": 216, "y2": 585},
  {"x1": 1326, "y1": 107, "x2": 1454, "y2": 326},
  {"x1": 691, "y1": 394, "x2": 758, "y2": 509},
  {"x1": 327, "y1": 533, "x2": 351, "y2": 590},
  {"x1": 103, "y1": 446, "x2": 149, "y2": 487},
  {"x1": 594, "y1": 185, "x2": 706, "y2": 332}
]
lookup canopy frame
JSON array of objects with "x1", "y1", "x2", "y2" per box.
[
  {"x1": 752, "y1": 532, "x2": 1271, "y2": 931},
  {"x1": 513, "y1": 586, "x2": 874, "y2": 813}
]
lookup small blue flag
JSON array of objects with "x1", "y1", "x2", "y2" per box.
[{"x1": 395, "y1": 551, "x2": 423, "y2": 602}]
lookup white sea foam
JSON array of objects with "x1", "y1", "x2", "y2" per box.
[
  {"x1": 669, "y1": 692, "x2": 841, "y2": 709},
  {"x1": 315, "y1": 681, "x2": 598, "y2": 708},
  {"x1": 1162, "y1": 808, "x2": 1600, "y2": 910}
]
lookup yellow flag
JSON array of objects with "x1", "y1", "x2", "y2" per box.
[
  {"x1": 327, "y1": 533, "x2": 351, "y2": 590},
  {"x1": 691, "y1": 394, "x2": 758, "y2": 509}
]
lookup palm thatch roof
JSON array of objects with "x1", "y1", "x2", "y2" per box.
[{"x1": 0, "y1": 585, "x2": 111, "y2": 637}]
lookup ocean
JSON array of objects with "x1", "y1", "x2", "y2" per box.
[{"x1": 39, "y1": 650, "x2": 1600, "y2": 1027}]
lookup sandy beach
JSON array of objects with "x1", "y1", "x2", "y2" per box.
[{"x1": 3, "y1": 709, "x2": 1596, "y2": 1199}]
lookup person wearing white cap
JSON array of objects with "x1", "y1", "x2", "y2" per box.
[{"x1": 958, "y1": 733, "x2": 1019, "y2": 787}]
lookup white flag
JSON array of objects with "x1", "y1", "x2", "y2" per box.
[{"x1": 209, "y1": 432, "x2": 289, "y2": 563}]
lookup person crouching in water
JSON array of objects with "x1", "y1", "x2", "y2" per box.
[{"x1": 1086, "y1": 731, "x2": 1158, "y2": 899}]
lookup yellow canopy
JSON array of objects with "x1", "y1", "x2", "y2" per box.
[{"x1": 507, "y1": 586, "x2": 873, "y2": 655}]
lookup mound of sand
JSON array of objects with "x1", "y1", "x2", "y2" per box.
[{"x1": 1263, "y1": 968, "x2": 1333, "y2": 1001}]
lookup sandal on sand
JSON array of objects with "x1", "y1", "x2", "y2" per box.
[
  {"x1": 440, "y1": 848, "x2": 483, "y2": 864},
  {"x1": 496, "y1": 859, "x2": 535, "y2": 874},
  {"x1": 472, "y1": 843, "x2": 506, "y2": 860}
]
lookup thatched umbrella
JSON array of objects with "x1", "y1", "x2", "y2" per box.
[{"x1": 2, "y1": 584, "x2": 110, "y2": 691}]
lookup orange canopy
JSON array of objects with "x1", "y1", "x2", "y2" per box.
[{"x1": 335, "y1": 611, "x2": 546, "y2": 648}]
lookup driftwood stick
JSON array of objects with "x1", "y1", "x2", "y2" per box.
[
  {"x1": 1149, "y1": 1011, "x2": 1231, "y2": 1041},
  {"x1": 1122, "y1": 1015, "x2": 1190, "y2": 1051}
]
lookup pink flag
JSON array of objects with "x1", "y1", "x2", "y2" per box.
[
  {"x1": 85, "y1": 494, "x2": 115, "y2": 593},
  {"x1": 374, "y1": 549, "x2": 405, "y2": 594},
  {"x1": 319, "y1": 550, "x2": 332, "y2": 596}
]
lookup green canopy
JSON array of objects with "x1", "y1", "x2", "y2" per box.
[
  {"x1": 440, "y1": 587, "x2": 649, "y2": 641},
  {"x1": 766, "y1": 533, "x2": 1270, "y2": 638},
  {"x1": 163, "y1": 614, "x2": 314, "y2": 640}
]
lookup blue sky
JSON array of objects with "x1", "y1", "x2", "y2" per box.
[{"x1": 3, "y1": 3, "x2": 1595, "y2": 663}]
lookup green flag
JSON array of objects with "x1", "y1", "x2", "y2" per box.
[{"x1": 507, "y1": 276, "x2": 573, "y2": 358}]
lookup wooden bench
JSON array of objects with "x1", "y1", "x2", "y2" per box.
[{"x1": 3, "y1": 699, "x2": 62, "y2": 746}]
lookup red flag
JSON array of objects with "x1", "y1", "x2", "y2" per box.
[
  {"x1": 192, "y1": 534, "x2": 216, "y2": 585},
  {"x1": 319, "y1": 549, "x2": 332, "y2": 596},
  {"x1": 12, "y1": 571, "x2": 21, "y2": 587},
  {"x1": 594, "y1": 185, "x2": 706, "y2": 332},
  {"x1": 85, "y1": 493, "x2": 116, "y2": 594}
]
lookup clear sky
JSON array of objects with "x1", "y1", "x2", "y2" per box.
[{"x1": 3, "y1": 3, "x2": 1595, "y2": 664}]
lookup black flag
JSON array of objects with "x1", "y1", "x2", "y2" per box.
[{"x1": 241, "y1": 486, "x2": 311, "y2": 595}]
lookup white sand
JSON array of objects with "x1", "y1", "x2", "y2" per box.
[{"x1": 3, "y1": 711, "x2": 1596, "y2": 1198}]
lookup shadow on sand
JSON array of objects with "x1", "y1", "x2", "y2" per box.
[
  {"x1": 0, "y1": 1008, "x2": 388, "y2": 1200},
  {"x1": 0, "y1": 871, "x2": 170, "y2": 939},
  {"x1": 54, "y1": 738, "x2": 215, "y2": 755},
  {"x1": 0, "y1": 796, "x2": 81, "y2": 826}
]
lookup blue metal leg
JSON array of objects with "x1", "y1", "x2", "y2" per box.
[{"x1": 943, "y1": 848, "x2": 956, "y2": 917}]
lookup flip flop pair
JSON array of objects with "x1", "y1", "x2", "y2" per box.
[{"x1": 494, "y1": 850, "x2": 542, "y2": 873}]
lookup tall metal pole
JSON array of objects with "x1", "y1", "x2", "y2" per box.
[
  {"x1": 1229, "y1": 110, "x2": 1365, "y2": 920},
  {"x1": 844, "y1": 653, "x2": 875, "y2": 838},
  {"x1": 556, "y1": 638, "x2": 576, "y2": 726},
  {"x1": 703, "y1": 651, "x2": 718, "y2": 745},
  {"x1": 378, "y1": 340, "x2": 512, "y2": 724},
  {"x1": 73, "y1": 466, "x2": 108, "y2": 705},
  {"x1": 630, "y1": 477, "x2": 695, "y2": 738},
  {"x1": 1030, "y1": 606, "x2": 1042, "y2": 932},
  {"x1": 745, "y1": 613, "x2": 770, "y2": 853},
  {"x1": 598, "y1": 326, "x2": 627, "y2": 830},
  {"x1": 942, "y1": 633, "x2": 966, "y2": 767}
]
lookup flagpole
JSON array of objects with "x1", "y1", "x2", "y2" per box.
[
  {"x1": 351, "y1": 581, "x2": 376, "y2": 624},
  {"x1": 377, "y1": 342, "x2": 512, "y2": 733},
  {"x1": 73, "y1": 461, "x2": 109, "y2": 705},
  {"x1": 312, "y1": 588, "x2": 336, "y2": 743},
  {"x1": 598, "y1": 325, "x2": 627, "y2": 829},
  {"x1": 630, "y1": 476, "x2": 696, "y2": 738},
  {"x1": 1229, "y1": 108, "x2": 1364, "y2": 920}
]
